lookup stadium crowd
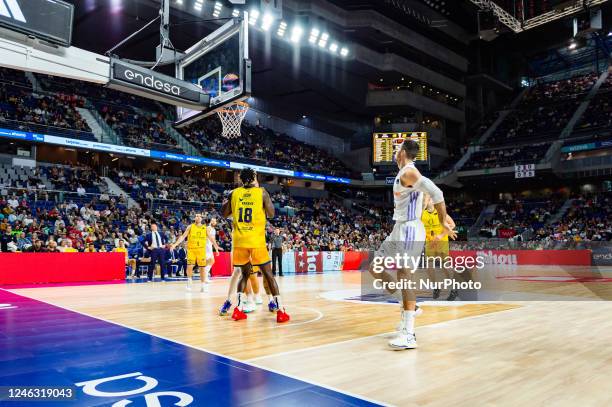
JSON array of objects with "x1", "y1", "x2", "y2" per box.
[
  {"x1": 0, "y1": 163, "x2": 389, "y2": 258},
  {"x1": 180, "y1": 117, "x2": 353, "y2": 177},
  {"x1": 464, "y1": 71, "x2": 603, "y2": 171},
  {"x1": 463, "y1": 143, "x2": 550, "y2": 170},
  {"x1": 33, "y1": 70, "x2": 353, "y2": 176},
  {"x1": 480, "y1": 194, "x2": 564, "y2": 238},
  {"x1": 531, "y1": 192, "x2": 612, "y2": 242},
  {"x1": 0, "y1": 71, "x2": 92, "y2": 139},
  {"x1": 1, "y1": 164, "x2": 610, "y2": 267}
]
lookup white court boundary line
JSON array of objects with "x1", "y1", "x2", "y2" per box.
[
  {"x1": 248, "y1": 303, "x2": 527, "y2": 362},
  {"x1": 1, "y1": 288, "x2": 388, "y2": 407}
]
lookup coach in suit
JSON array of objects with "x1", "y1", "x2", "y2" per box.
[{"x1": 144, "y1": 223, "x2": 167, "y2": 281}]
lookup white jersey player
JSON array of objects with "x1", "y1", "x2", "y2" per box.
[
  {"x1": 370, "y1": 139, "x2": 456, "y2": 350},
  {"x1": 206, "y1": 223, "x2": 217, "y2": 260},
  {"x1": 201, "y1": 217, "x2": 220, "y2": 292}
]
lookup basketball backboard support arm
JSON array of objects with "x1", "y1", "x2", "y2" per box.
[
  {"x1": 0, "y1": 25, "x2": 109, "y2": 84},
  {"x1": 0, "y1": 23, "x2": 208, "y2": 109},
  {"x1": 174, "y1": 15, "x2": 251, "y2": 128}
]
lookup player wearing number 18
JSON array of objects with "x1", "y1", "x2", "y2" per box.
[{"x1": 221, "y1": 168, "x2": 290, "y2": 323}]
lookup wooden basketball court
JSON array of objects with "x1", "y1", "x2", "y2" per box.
[{"x1": 7, "y1": 268, "x2": 612, "y2": 406}]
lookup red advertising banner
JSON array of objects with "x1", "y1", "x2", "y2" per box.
[
  {"x1": 203, "y1": 250, "x2": 592, "y2": 276},
  {"x1": 210, "y1": 252, "x2": 232, "y2": 277},
  {"x1": 497, "y1": 229, "x2": 516, "y2": 238},
  {"x1": 0, "y1": 253, "x2": 125, "y2": 285},
  {"x1": 294, "y1": 251, "x2": 323, "y2": 273},
  {"x1": 342, "y1": 251, "x2": 369, "y2": 271},
  {"x1": 450, "y1": 250, "x2": 591, "y2": 266}
]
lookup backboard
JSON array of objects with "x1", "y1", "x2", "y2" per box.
[{"x1": 174, "y1": 15, "x2": 250, "y2": 128}]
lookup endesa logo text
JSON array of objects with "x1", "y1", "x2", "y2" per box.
[{"x1": 122, "y1": 69, "x2": 182, "y2": 96}]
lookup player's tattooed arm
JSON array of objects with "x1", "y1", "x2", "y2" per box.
[
  {"x1": 221, "y1": 191, "x2": 233, "y2": 218},
  {"x1": 262, "y1": 188, "x2": 275, "y2": 218}
]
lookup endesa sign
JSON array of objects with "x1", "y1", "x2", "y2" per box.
[{"x1": 109, "y1": 58, "x2": 209, "y2": 109}]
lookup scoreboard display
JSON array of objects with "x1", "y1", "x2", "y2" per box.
[{"x1": 372, "y1": 132, "x2": 428, "y2": 164}]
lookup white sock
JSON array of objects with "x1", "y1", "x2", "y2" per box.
[
  {"x1": 401, "y1": 310, "x2": 416, "y2": 334},
  {"x1": 268, "y1": 294, "x2": 274, "y2": 302},
  {"x1": 237, "y1": 292, "x2": 247, "y2": 311},
  {"x1": 274, "y1": 295, "x2": 283, "y2": 310},
  {"x1": 226, "y1": 269, "x2": 241, "y2": 300},
  {"x1": 204, "y1": 265, "x2": 212, "y2": 282},
  {"x1": 248, "y1": 293, "x2": 255, "y2": 303}
]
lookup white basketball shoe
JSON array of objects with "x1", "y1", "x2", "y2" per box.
[
  {"x1": 243, "y1": 301, "x2": 256, "y2": 313},
  {"x1": 388, "y1": 331, "x2": 418, "y2": 350}
]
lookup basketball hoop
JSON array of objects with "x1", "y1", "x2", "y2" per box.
[{"x1": 216, "y1": 101, "x2": 249, "y2": 139}]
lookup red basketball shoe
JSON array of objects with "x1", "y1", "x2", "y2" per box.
[
  {"x1": 232, "y1": 307, "x2": 247, "y2": 321},
  {"x1": 276, "y1": 309, "x2": 290, "y2": 323}
]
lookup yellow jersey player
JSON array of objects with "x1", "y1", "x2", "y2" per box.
[
  {"x1": 422, "y1": 194, "x2": 458, "y2": 300},
  {"x1": 171, "y1": 213, "x2": 209, "y2": 292},
  {"x1": 220, "y1": 168, "x2": 289, "y2": 323}
]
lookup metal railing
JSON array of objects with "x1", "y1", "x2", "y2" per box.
[
  {"x1": 149, "y1": 197, "x2": 220, "y2": 212},
  {"x1": 1, "y1": 186, "x2": 129, "y2": 207},
  {"x1": 0, "y1": 118, "x2": 96, "y2": 142},
  {"x1": 162, "y1": 121, "x2": 200, "y2": 156},
  {"x1": 82, "y1": 100, "x2": 120, "y2": 145}
]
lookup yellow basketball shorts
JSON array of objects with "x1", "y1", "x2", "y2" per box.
[
  {"x1": 233, "y1": 247, "x2": 271, "y2": 267},
  {"x1": 424, "y1": 239, "x2": 450, "y2": 258},
  {"x1": 187, "y1": 248, "x2": 207, "y2": 266}
]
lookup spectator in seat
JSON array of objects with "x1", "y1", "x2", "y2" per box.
[
  {"x1": 84, "y1": 242, "x2": 97, "y2": 252},
  {"x1": 176, "y1": 242, "x2": 187, "y2": 277},
  {"x1": 7, "y1": 195, "x2": 19, "y2": 209},
  {"x1": 113, "y1": 239, "x2": 135, "y2": 276},
  {"x1": 1, "y1": 225, "x2": 16, "y2": 252},
  {"x1": 16, "y1": 231, "x2": 31, "y2": 251},
  {"x1": 166, "y1": 245, "x2": 180, "y2": 277},
  {"x1": 133, "y1": 245, "x2": 151, "y2": 278},
  {"x1": 47, "y1": 240, "x2": 60, "y2": 252},
  {"x1": 26, "y1": 240, "x2": 46, "y2": 252},
  {"x1": 62, "y1": 239, "x2": 78, "y2": 252}
]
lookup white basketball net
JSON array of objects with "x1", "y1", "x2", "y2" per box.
[{"x1": 216, "y1": 101, "x2": 249, "y2": 139}]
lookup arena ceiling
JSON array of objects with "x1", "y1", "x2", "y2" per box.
[
  {"x1": 63, "y1": 1, "x2": 611, "y2": 138},
  {"x1": 64, "y1": 0, "x2": 483, "y2": 137},
  {"x1": 66, "y1": 0, "x2": 374, "y2": 136}
]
